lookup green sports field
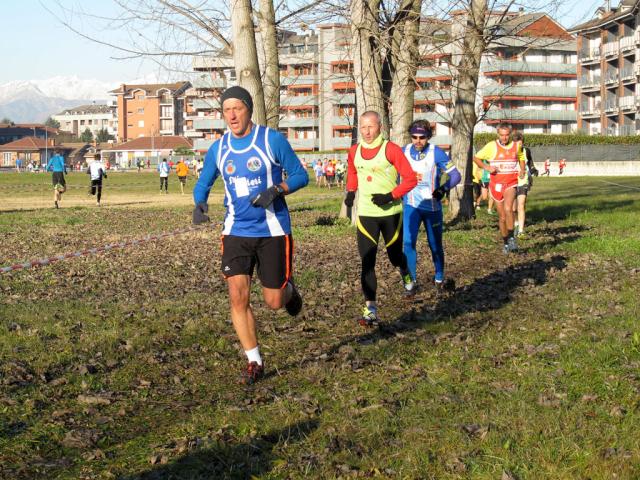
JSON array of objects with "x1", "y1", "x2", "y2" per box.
[{"x1": 0, "y1": 173, "x2": 639, "y2": 479}]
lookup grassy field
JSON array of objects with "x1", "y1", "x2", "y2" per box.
[{"x1": 0, "y1": 173, "x2": 639, "y2": 479}]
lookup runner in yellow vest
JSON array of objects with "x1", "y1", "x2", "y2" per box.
[
  {"x1": 473, "y1": 123, "x2": 526, "y2": 253},
  {"x1": 344, "y1": 111, "x2": 418, "y2": 326}
]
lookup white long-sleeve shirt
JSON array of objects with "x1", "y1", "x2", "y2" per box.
[{"x1": 88, "y1": 161, "x2": 106, "y2": 181}]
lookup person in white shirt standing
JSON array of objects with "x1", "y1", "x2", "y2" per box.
[
  {"x1": 157, "y1": 158, "x2": 170, "y2": 194},
  {"x1": 87, "y1": 158, "x2": 108, "y2": 206}
]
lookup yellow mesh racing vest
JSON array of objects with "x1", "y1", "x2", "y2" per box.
[{"x1": 354, "y1": 141, "x2": 403, "y2": 217}]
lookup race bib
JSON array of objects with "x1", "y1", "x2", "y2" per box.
[
  {"x1": 495, "y1": 183, "x2": 503, "y2": 193},
  {"x1": 235, "y1": 177, "x2": 249, "y2": 197}
]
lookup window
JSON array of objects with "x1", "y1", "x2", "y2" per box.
[
  {"x1": 80, "y1": 120, "x2": 85, "y2": 125},
  {"x1": 138, "y1": 108, "x2": 144, "y2": 114},
  {"x1": 138, "y1": 120, "x2": 145, "y2": 127},
  {"x1": 137, "y1": 94, "x2": 145, "y2": 100},
  {"x1": 3, "y1": 153, "x2": 11, "y2": 166}
]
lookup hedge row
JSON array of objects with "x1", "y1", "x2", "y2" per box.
[{"x1": 473, "y1": 132, "x2": 640, "y2": 146}]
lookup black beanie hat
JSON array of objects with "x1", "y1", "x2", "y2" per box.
[{"x1": 220, "y1": 86, "x2": 253, "y2": 114}]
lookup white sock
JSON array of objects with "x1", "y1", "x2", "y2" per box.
[{"x1": 245, "y1": 346, "x2": 263, "y2": 365}]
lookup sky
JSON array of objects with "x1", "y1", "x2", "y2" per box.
[{"x1": 0, "y1": 0, "x2": 606, "y2": 84}]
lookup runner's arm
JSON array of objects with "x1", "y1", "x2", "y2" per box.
[
  {"x1": 345, "y1": 144, "x2": 359, "y2": 192},
  {"x1": 435, "y1": 149, "x2": 461, "y2": 190},
  {"x1": 385, "y1": 142, "x2": 417, "y2": 198},
  {"x1": 193, "y1": 142, "x2": 221, "y2": 205}
]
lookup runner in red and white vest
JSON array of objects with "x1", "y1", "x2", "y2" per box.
[{"x1": 473, "y1": 123, "x2": 526, "y2": 253}]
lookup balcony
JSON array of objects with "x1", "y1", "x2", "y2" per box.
[
  {"x1": 416, "y1": 67, "x2": 452, "y2": 79},
  {"x1": 414, "y1": 111, "x2": 452, "y2": 123},
  {"x1": 183, "y1": 129, "x2": 204, "y2": 138},
  {"x1": 621, "y1": 68, "x2": 635, "y2": 82},
  {"x1": 482, "y1": 59, "x2": 576, "y2": 76},
  {"x1": 192, "y1": 76, "x2": 226, "y2": 89},
  {"x1": 279, "y1": 117, "x2": 319, "y2": 128},
  {"x1": 330, "y1": 137, "x2": 353, "y2": 149},
  {"x1": 604, "y1": 98, "x2": 619, "y2": 113},
  {"x1": 603, "y1": 41, "x2": 619, "y2": 58},
  {"x1": 281, "y1": 74, "x2": 318, "y2": 86},
  {"x1": 414, "y1": 89, "x2": 452, "y2": 101},
  {"x1": 482, "y1": 85, "x2": 576, "y2": 98},
  {"x1": 483, "y1": 109, "x2": 577, "y2": 121},
  {"x1": 193, "y1": 118, "x2": 226, "y2": 130},
  {"x1": 579, "y1": 46, "x2": 601, "y2": 64},
  {"x1": 332, "y1": 116, "x2": 354, "y2": 127},
  {"x1": 604, "y1": 70, "x2": 618, "y2": 85},
  {"x1": 192, "y1": 98, "x2": 220, "y2": 110},
  {"x1": 619, "y1": 96, "x2": 635, "y2": 110},
  {"x1": 192, "y1": 56, "x2": 233, "y2": 70},
  {"x1": 281, "y1": 95, "x2": 319, "y2": 106},
  {"x1": 193, "y1": 138, "x2": 215, "y2": 151},
  {"x1": 332, "y1": 93, "x2": 355, "y2": 104},
  {"x1": 579, "y1": 75, "x2": 601, "y2": 90},
  {"x1": 288, "y1": 138, "x2": 318, "y2": 150},
  {"x1": 620, "y1": 36, "x2": 635, "y2": 52}
]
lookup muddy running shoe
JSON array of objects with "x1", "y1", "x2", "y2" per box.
[
  {"x1": 241, "y1": 361, "x2": 264, "y2": 385},
  {"x1": 54, "y1": 201, "x2": 59, "y2": 209},
  {"x1": 508, "y1": 236, "x2": 518, "y2": 252},
  {"x1": 359, "y1": 306, "x2": 379, "y2": 327},
  {"x1": 401, "y1": 273, "x2": 416, "y2": 297},
  {"x1": 502, "y1": 243, "x2": 510, "y2": 255},
  {"x1": 285, "y1": 279, "x2": 303, "y2": 316}
]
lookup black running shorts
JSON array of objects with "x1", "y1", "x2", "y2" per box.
[
  {"x1": 221, "y1": 234, "x2": 292, "y2": 289},
  {"x1": 178, "y1": 176, "x2": 187, "y2": 184},
  {"x1": 52, "y1": 172, "x2": 66, "y2": 187}
]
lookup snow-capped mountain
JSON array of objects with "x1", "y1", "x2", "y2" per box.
[{"x1": 0, "y1": 74, "x2": 170, "y2": 124}]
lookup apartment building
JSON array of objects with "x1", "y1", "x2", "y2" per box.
[
  {"x1": 52, "y1": 103, "x2": 117, "y2": 138},
  {"x1": 476, "y1": 13, "x2": 578, "y2": 134},
  {"x1": 571, "y1": 0, "x2": 639, "y2": 135},
  {"x1": 110, "y1": 82, "x2": 191, "y2": 141},
  {"x1": 187, "y1": 11, "x2": 574, "y2": 153}
]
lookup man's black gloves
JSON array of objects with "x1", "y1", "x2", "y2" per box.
[
  {"x1": 251, "y1": 185, "x2": 284, "y2": 208},
  {"x1": 371, "y1": 192, "x2": 394, "y2": 206},
  {"x1": 432, "y1": 186, "x2": 447, "y2": 201},
  {"x1": 192, "y1": 203, "x2": 210, "y2": 224},
  {"x1": 530, "y1": 167, "x2": 539, "y2": 177},
  {"x1": 344, "y1": 191, "x2": 356, "y2": 208}
]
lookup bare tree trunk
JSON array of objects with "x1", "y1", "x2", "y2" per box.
[
  {"x1": 449, "y1": 0, "x2": 487, "y2": 220},
  {"x1": 231, "y1": 0, "x2": 267, "y2": 125},
  {"x1": 257, "y1": 0, "x2": 280, "y2": 129},
  {"x1": 350, "y1": 0, "x2": 388, "y2": 137},
  {"x1": 389, "y1": 0, "x2": 422, "y2": 146}
]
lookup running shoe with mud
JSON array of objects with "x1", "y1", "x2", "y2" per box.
[
  {"x1": 241, "y1": 361, "x2": 265, "y2": 385},
  {"x1": 359, "y1": 306, "x2": 379, "y2": 327},
  {"x1": 401, "y1": 272, "x2": 416, "y2": 297}
]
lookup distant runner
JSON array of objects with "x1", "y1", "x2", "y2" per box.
[
  {"x1": 87, "y1": 157, "x2": 107, "y2": 207},
  {"x1": 473, "y1": 123, "x2": 526, "y2": 253},
  {"x1": 46, "y1": 149, "x2": 67, "y2": 209}
]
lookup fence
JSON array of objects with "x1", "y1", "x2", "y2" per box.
[{"x1": 527, "y1": 144, "x2": 640, "y2": 163}]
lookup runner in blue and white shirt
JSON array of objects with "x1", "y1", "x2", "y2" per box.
[
  {"x1": 192, "y1": 86, "x2": 308, "y2": 384},
  {"x1": 402, "y1": 120, "x2": 460, "y2": 290}
]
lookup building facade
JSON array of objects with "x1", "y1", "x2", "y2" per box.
[
  {"x1": 572, "y1": 0, "x2": 639, "y2": 135},
  {"x1": 52, "y1": 104, "x2": 117, "y2": 138},
  {"x1": 187, "y1": 11, "x2": 575, "y2": 153},
  {"x1": 110, "y1": 82, "x2": 191, "y2": 142}
]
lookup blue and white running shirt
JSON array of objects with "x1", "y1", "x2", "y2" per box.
[
  {"x1": 193, "y1": 124, "x2": 308, "y2": 237},
  {"x1": 402, "y1": 143, "x2": 457, "y2": 212}
]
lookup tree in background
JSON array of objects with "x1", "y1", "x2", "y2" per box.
[
  {"x1": 95, "y1": 128, "x2": 114, "y2": 143},
  {"x1": 1, "y1": 117, "x2": 13, "y2": 124},
  {"x1": 80, "y1": 128, "x2": 94, "y2": 143},
  {"x1": 349, "y1": 0, "x2": 423, "y2": 145},
  {"x1": 173, "y1": 145, "x2": 194, "y2": 156},
  {"x1": 45, "y1": 117, "x2": 60, "y2": 129}
]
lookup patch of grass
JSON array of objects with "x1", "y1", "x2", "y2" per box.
[{"x1": 1, "y1": 176, "x2": 639, "y2": 478}]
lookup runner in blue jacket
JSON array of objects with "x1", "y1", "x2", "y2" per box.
[
  {"x1": 402, "y1": 120, "x2": 460, "y2": 291},
  {"x1": 46, "y1": 149, "x2": 67, "y2": 209},
  {"x1": 192, "y1": 86, "x2": 308, "y2": 384}
]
